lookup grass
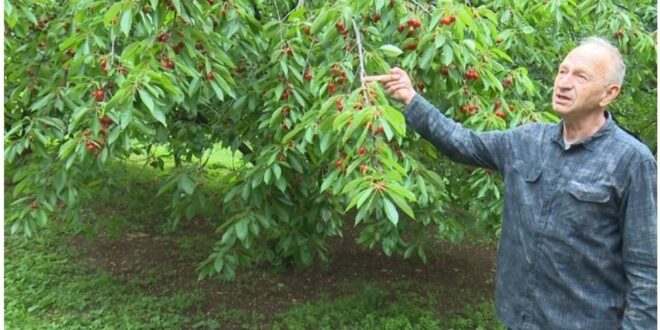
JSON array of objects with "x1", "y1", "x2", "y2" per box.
[
  {"x1": 5, "y1": 231, "x2": 200, "y2": 329},
  {"x1": 5, "y1": 143, "x2": 505, "y2": 329}
]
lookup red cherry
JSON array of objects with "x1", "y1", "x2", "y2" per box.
[
  {"x1": 100, "y1": 115, "x2": 113, "y2": 127},
  {"x1": 157, "y1": 32, "x2": 170, "y2": 43},
  {"x1": 161, "y1": 57, "x2": 175, "y2": 70},
  {"x1": 502, "y1": 76, "x2": 513, "y2": 88},
  {"x1": 335, "y1": 98, "x2": 344, "y2": 111},
  {"x1": 404, "y1": 43, "x2": 417, "y2": 51},
  {"x1": 398, "y1": 24, "x2": 405, "y2": 32},
  {"x1": 495, "y1": 109, "x2": 506, "y2": 119},
  {"x1": 358, "y1": 147, "x2": 367, "y2": 156},
  {"x1": 85, "y1": 141, "x2": 97, "y2": 153},
  {"x1": 441, "y1": 16, "x2": 456, "y2": 26},
  {"x1": 173, "y1": 42, "x2": 185, "y2": 54},
  {"x1": 465, "y1": 68, "x2": 479, "y2": 81},
  {"x1": 440, "y1": 66, "x2": 450, "y2": 76},
  {"x1": 99, "y1": 57, "x2": 108, "y2": 72},
  {"x1": 407, "y1": 18, "x2": 421, "y2": 28},
  {"x1": 335, "y1": 21, "x2": 346, "y2": 34},
  {"x1": 359, "y1": 164, "x2": 369, "y2": 175},
  {"x1": 328, "y1": 82, "x2": 337, "y2": 95},
  {"x1": 303, "y1": 68, "x2": 313, "y2": 81},
  {"x1": 93, "y1": 89, "x2": 105, "y2": 102},
  {"x1": 614, "y1": 30, "x2": 624, "y2": 39}
]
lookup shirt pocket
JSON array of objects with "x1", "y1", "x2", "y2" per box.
[
  {"x1": 563, "y1": 179, "x2": 616, "y2": 232},
  {"x1": 512, "y1": 160, "x2": 542, "y2": 183},
  {"x1": 567, "y1": 180, "x2": 611, "y2": 204},
  {"x1": 510, "y1": 160, "x2": 543, "y2": 232}
]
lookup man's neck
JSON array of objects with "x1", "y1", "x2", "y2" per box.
[{"x1": 562, "y1": 111, "x2": 607, "y2": 146}]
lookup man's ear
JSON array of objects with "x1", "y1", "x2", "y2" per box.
[{"x1": 599, "y1": 84, "x2": 621, "y2": 108}]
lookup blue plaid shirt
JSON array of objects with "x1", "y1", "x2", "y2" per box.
[{"x1": 405, "y1": 94, "x2": 657, "y2": 330}]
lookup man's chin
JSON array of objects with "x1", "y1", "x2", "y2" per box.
[{"x1": 551, "y1": 104, "x2": 571, "y2": 116}]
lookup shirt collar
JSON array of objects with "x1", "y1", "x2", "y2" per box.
[{"x1": 551, "y1": 111, "x2": 615, "y2": 151}]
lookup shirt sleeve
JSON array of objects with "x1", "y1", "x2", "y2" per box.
[
  {"x1": 404, "y1": 94, "x2": 510, "y2": 171},
  {"x1": 621, "y1": 158, "x2": 657, "y2": 329}
]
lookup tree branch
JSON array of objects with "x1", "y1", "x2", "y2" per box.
[{"x1": 351, "y1": 18, "x2": 370, "y2": 106}]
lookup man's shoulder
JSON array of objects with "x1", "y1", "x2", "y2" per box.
[{"x1": 609, "y1": 125, "x2": 655, "y2": 164}]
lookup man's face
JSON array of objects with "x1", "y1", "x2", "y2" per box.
[{"x1": 552, "y1": 46, "x2": 615, "y2": 118}]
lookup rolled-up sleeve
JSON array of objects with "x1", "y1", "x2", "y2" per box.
[
  {"x1": 621, "y1": 159, "x2": 657, "y2": 329},
  {"x1": 404, "y1": 94, "x2": 510, "y2": 171}
]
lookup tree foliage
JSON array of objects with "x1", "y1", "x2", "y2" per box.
[{"x1": 5, "y1": 0, "x2": 656, "y2": 280}]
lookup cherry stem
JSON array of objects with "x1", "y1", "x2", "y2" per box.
[{"x1": 351, "y1": 18, "x2": 370, "y2": 106}]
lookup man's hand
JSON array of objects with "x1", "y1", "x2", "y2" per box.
[{"x1": 365, "y1": 67, "x2": 417, "y2": 105}]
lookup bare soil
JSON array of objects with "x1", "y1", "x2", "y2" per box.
[{"x1": 69, "y1": 216, "x2": 497, "y2": 327}]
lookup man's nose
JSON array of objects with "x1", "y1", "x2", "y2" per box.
[{"x1": 555, "y1": 74, "x2": 573, "y2": 90}]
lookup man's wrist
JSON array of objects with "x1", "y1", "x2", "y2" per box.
[{"x1": 404, "y1": 91, "x2": 417, "y2": 106}]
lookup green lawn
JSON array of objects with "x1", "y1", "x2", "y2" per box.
[{"x1": 5, "y1": 144, "x2": 504, "y2": 329}]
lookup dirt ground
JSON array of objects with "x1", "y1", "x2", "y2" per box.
[{"x1": 70, "y1": 216, "x2": 497, "y2": 326}]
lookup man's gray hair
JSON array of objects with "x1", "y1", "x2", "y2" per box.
[{"x1": 578, "y1": 36, "x2": 626, "y2": 85}]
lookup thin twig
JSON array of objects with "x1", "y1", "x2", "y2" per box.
[
  {"x1": 351, "y1": 18, "x2": 370, "y2": 106},
  {"x1": 301, "y1": 36, "x2": 317, "y2": 79},
  {"x1": 272, "y1": 0, "x2": 281, "y2": 20},
  {"x1": 272, "y1": 0, "x2": 285, "y2": 44},
  {"x1": 110, "y1": 30, "x2": 115, "y2": 67},
  {"x1": 410, "y1": 0, "x2": 432, "y2": 14}
]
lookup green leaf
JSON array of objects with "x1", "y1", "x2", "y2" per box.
[
  {"x1": 441, "y1": 44, "x2": 453, "y2": 66},
  {"x1": 383, "y1": 198, "x2": 399, "y2": 226},
  {"x1": 320, "y1": 171, "x2": 338, "y2": 192},
  {"x1": 311, "y1": 8, "x2": 333, "y2": 34},
  {"x1": 30, "y1": 93, "x2": 54, "y2": 111},
  {"x1": 138, "y1": 89, "x2": 166, "y2": 126},
  {"x1": 356, "y1": 187, "x2": 374, "y2": 208},
  {"x1": 380, "y1": 44, "x2": 403, "y2": 58},
  {"x1": 107, "y1": 126, "x2": 121, "y2": 145},
  {"x1": 419, "y1": 46, "x2": 437, "y2": 70},
  {"x1": 178, "y1": 175, "x2": 195, "y2": 195},
  {"x1": 273, "y1": 164, "x2": 282, "y2": 180},
  {"x1": 264, "y1": 168, "x2": 272, "y2": 184},
  {"x1": 58, "y1": 139, "x2": 77, "y2": 160},
  {"x1": 387, "y1": 192, "x2": 416, "y2": 219},
  {"x1": 235, "y1": 220, "x2": 249, "y2": 241},
  {"x1": 104, "y1": 3, "x2": 123, "y2": 26},
  {"x1": 383, "y1": 106, "x2": 405, "y2": 136},
  {"x1": 120, "y1": 9, "x2": 133, "y2": 37}
]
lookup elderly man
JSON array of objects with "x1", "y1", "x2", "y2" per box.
[{"x1": 367, "y1": 37, "x2": 656, "y2": 329}]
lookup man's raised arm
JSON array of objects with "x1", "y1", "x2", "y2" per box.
[{"x1": 366, "y1": 67, "x2": 511, "y2": 171}]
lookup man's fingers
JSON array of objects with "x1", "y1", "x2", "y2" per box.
[
  {"x1": 385, "y1": 83, "x2": 408, "y2": 94},
  {"x1": 364, "y1": 74, "x2": 396, "y2": 82},
  {"x1": 384, "y1": 80, "x2": 406, "y2": 89},
  {"x1": 390, "y1": 67, "x2": 406, "y2": 77}
]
